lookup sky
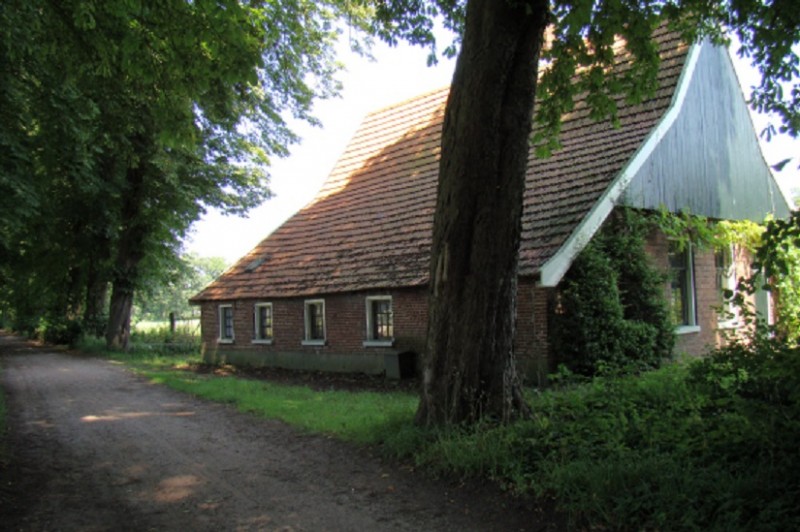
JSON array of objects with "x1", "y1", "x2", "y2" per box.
[{"x1": 185, "y1": 38, "x2": 799, "y2": 264}]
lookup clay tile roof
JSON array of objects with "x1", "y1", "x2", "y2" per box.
[{"x1": 192, "y1": 27, "x2": 689, "y2": 302}]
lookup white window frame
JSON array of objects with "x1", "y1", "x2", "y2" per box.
[
  {"x1": 302, "y1": 299, "x2": 326, "y2": 346},
  {"x1": 218, "y1": 304, "x2": 234, "y2": 343},
  {"x1": 715, "y1": 245, "x2": 740, "y2": 329},
  {"x1": 252, "y1": 302, "x2": 274, "y2": 344},
  {"x1": 669, "y1": 242, "x2": 700, "y2": 334},
  {"x1": 364, "y1": 295, "x2": 394, "y2": 347}
]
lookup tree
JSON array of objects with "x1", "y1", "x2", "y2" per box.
[
  {"x1": 372, "y1": 0, "x2": 799, "y2": 426},
  {"x1": 0, "y1": 0, "x2": 370, "y2": 347},
  {"x1": 135, "y1": 254, "x2": 228, "y2": 323}
]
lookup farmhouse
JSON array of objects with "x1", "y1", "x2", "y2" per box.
[{"x1": 191, "y1": 28, "x2": 790, "y2": 384}]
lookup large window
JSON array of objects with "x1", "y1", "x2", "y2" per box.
[
  {"x1": 218, "y1": 304, "x2": 234, "y2": 342},
  {"x1": 668, "y1": 242, "x2": 698, "y2": 330},
  {"x1": 365, "y1": 296, "x2": 393, "y2": 346},
  {"x1": 253, "y1": 303, "x2": 273, "y2": 343},
  {"x1": 715, "y1": 245, "x2": 739, "y2": 327},
  {"x1": 303, "y1": 299, "x2": 326, "y2": 344}
]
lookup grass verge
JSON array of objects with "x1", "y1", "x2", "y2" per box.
[
  {"x1": 80, "y1": 337, "x2": 420, "y2": 446},
  {"x1": 145, "y1": 369, "x2": 418, "y2": 444}
]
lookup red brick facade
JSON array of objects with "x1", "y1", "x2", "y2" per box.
[
  {"x1": 199, "y1": 229, "x2": 756, "y2": 382},
  {"x1": 199, "y1": 287, "x2": 429, "y2": 376}
]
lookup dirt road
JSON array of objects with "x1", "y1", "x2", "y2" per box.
[{"x1": 0, "y1": 334, "x2": 548, "y2": 531}]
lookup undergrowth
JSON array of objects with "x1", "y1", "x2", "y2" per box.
[{"x1": 404, "y1": 342, "x2": 800, "y2": 531}]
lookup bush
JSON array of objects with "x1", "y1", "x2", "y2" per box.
[
  {"x1": 402, "y1": 348, "x2": 799, "y2": 530},
  {"x1": 35, "y1": 316, "x2": 84, "y2": 346},
  {"x1": 550, "y1": 209, "x2": 673, "y2": 375}
]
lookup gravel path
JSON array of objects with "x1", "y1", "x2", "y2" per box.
[{"x1": 0, "y1": 334, "x2": 550, "y2": 531}]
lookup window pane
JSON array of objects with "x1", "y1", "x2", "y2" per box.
[
  {"x1": 257, "y1": 306, "x2": 272, "y2": 339},
  {"x1": 371, "y1": 299, "x2": 393, "y2": 340},
  {"x1": 221, "y1": 307, "x2": 233, "y2": 339},
  {"x1": 668, "y1": 247, "x2": 690, "y2": 325},
  {"x1": 308, "y1": 303, "x2": 324, "y2": 340}
]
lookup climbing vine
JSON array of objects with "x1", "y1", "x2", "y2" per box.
[{"x1": 654, "y1": 206, "x2": 800, "y2": 344}]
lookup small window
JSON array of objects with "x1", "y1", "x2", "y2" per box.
[
  {"x1": 218, "y1": 304, "x2": 234, "y2": 342},
  {"x1": 715, "y1": 246, "x2": 739, "y2": 327},
  {"x1": 365, "y1": 296, "x2": 394, "y2": 346},
  {"x1": 668, "y1": 242, "x2": 698, "y2": 331},
  {"x1": 303, "y1": 299, "x2": 326, "y2": 345},
  {"x1": 253, "y1": 303, "x2": 273, "y2": 343}
]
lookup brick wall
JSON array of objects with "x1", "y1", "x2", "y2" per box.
[
  {"x1": 197, "y1": 283, "x2": 551, "y2": 381},
  {"x1": 514, "y1": 279, "x2": 554, "y2": 386},
  {"x1": 197, "y1": 287, "x2": 429, "y2": 374}
]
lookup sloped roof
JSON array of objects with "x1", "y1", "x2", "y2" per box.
[{"x1": 193, "y1": 28, "x2": 689, "y2": 302}]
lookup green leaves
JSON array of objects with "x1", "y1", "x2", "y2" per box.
[{"x1": 0, "y1": 0, "x2": 372, "y2": 339}]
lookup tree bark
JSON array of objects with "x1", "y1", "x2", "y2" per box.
[
  {"x1": 105, "y1": 161, "x2": 148, "y2": 350},
  {"x1": 416, "y1": 0, "x2": 549, "y2": 426}
]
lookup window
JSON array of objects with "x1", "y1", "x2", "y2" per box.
[
  {"x1": 253, "y1": 303, "x2": 273, "y2": 343},
  {"x1": 303, "y1": 299, "x2": 326, "y2": 345},
  {"x1": 218, "y1": 304, "x2": 234, "y2": 342},
  {"x1": 715, "y1": 245, "x2": 739, "y2": 327},
  {"x1": 668, "y1": 242, "x2": 698, "y2": 331},
  {"x1": 365, "y1": 296, "x2": 394, "y2": 346}
]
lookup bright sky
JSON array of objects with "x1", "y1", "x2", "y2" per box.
[{"x1": 185, "y1": 38, "x2": 799, "y2": 264}]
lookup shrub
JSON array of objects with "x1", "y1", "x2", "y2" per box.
[
  {"x1": 35, "y1": 316, "x2": 84, "y2": 346},
  {"x1": 550, "y1": 209, "x2": 673, "y2": 375}
]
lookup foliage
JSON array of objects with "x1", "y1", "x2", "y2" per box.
[
  {"x1": 128, "y1": 322, "x2": 201, "y2": 355},
  {"x1": 134, "y1": 254, "x2": 228, "y2": 322},
  {"x1": 0, "y1": 0, "x2": 371, "y2": 347},
  {"x1": 746, "y1": 210, "x2": 800, "y2": 343},
  {"x1": 402, "y1": 350, "x2": 800, "y2": 530},
  {"x1": 35, "y1": 317, "x2": 84, "y2": 347},
  {"x1": 550, "y1": 209, "x2": 673, "y2": 375}
]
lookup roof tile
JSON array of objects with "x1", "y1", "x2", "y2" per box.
[{"x1": 193, "y1": 28, "x2": 688, "y2": 302}]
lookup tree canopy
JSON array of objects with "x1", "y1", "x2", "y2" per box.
[{"x1": 0, "y1": 0, "x2": 370, "y2": 344}]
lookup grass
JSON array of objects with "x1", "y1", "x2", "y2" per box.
[
  {"x1": 81, "y1": 338, "x2": 800, "y2": 531},
  {"x1": 144, "y1": 369, "x2": 418, "y2": 444}
]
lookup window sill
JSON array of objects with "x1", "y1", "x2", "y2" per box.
[
  {"x1": 302, "y1": 339, "x2": 326, "y2": 347},
  {"x1": 217, "y1": 338, "x2": 234, "y2": 344},
  {"x1": 675, "y1": 325, "x2": 701, "y2": 335},
  {"x1": 252, "y1": 339, "x2": 273, "y2": 345},
  {"x1": 363, "y1": 339, "x2": 394, "y2": 348},
  {"x1": 717, "y1": 320, "x2": 740, "y2": 330}
]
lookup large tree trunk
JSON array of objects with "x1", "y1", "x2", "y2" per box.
[
  {"x1": 416, "y1": 0, "x2": 549, "y2": 426},
  {"x1": 105, "y1": 162, "x2": 148, "y2": 350}
]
